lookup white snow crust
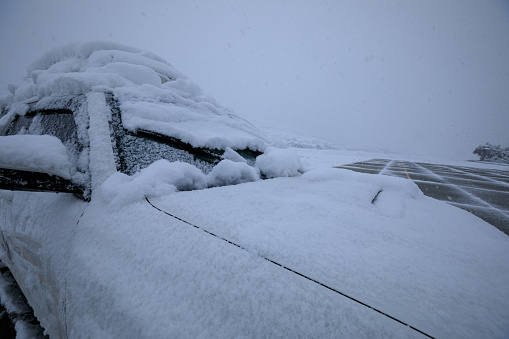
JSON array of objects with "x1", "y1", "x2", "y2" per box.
[
  {"x1": 52, "y1": 162, "x2": 508, "y2": 338},
  {"x1": 221, "y1": 147, "x2": 247, "y2": 163},
  {"x1": 0, "y1": 135, "x2": 71, "y2": 179},
  {"x1": 2, "y1": 41, "x2": 269, "y2": 152},
  {"x1": 146, "y1": 167, "x2": 509, "y2": 338},
  {"x1": 95, "y1": 158, "x2": 262, "y2": 206},
  {"x1": 96, "y1": 160, "x2": 208, "y2": 207},
  {"x1": 207, "y1": 159, "x2": 260, "y2": 187},
  {"x1": 255, "y1": 146, "x2": 303, "y2": 178},
  {"x1": 87, "y1": 92, "x2": 117, "y2": 189}
]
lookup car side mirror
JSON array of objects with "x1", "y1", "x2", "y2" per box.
[{"x1": 0, "y1": 135, "x2": 85, "y2": 196}]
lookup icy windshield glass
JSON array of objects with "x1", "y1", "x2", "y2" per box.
[
  {"x1": 106, "y1": 94, "x2": 222, "y2": 175},
  {"x1": 7, "y1": 111, "x2": 77, "y2": 145},
  {"x1": 5, "y1": 110, "x2": 85, "y2": 177}
]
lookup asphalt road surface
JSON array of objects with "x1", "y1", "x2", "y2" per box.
[{"x1": 336, "y1": 159, "x2": 509, "y2": 236}]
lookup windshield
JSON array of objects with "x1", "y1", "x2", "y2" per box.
[{"x1": 106, "y1": 94, "x2": 226, "y2": 175}]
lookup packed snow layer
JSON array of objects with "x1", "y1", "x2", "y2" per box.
[
  {"x1": 56, "y1": 163, "x2": 509, "y2": 338},
  {"x1": 221, "y1": 147, "x2": 248, "y2": 163},
  {"x1": 0, "y1": 135, "x2": 71, "y2": 179},
  {"x1": 147, "y1": 169, "x2": 509, "y2": 338},
  {"x1": 67, "y1": 176, "x2": 430, "y2": 338},
  {"x1": 255, "y1": 146, "x2": 302, "y2": 178},
  {"x1": 96, "y1": 160, "x2": 208, "y2": 207},
  {"x1": 207, "y1": 159, "x2": 260, "y2": 187},
  {"x1": 87, "y1": 92, "x2": 117, "y2": 189},
  {"x1": 94, "y1": 154, "x2": 297, "y2": 206},
  {"x1": 2, "y1": 41, "x2": 270, "y2": 151},
  {"x1": 117, "y1": 94, "x2": 268, "y2": 151}
]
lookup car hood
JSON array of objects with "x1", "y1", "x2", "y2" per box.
[
  {"x1": 144, "y1": 168, "x2": 509, "y2": 338},
  {"x1": 66, "y1": 168, "x2": 509, "y2": 338}
]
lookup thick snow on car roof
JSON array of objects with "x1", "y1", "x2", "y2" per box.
[{"x1": 1, "y1": 41, "x2": 269, "y2": 151}]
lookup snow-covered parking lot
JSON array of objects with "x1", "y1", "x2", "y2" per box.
[
  {"x1": 0, "y1": 42, "x2": 508, "y2": 338},
  {"x1": 335, "y1": 158, "x2": 509, "y2": 234}
]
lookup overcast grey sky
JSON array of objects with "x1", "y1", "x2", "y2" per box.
[{"x1": 1, "y1": 0, "x2": 508, "y2": 159}]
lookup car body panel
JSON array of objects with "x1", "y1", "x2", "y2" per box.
[
  {"x1": 61, "y1": 196, "x2": 423, "y2": 338},
  {"x1": 0, "y1": 191, "x2": 86, "y2": 338},
  {"x1": 146, "y1": 173, "x2": 509, "y2": 338}
]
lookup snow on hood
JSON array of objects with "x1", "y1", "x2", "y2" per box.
[{"x1": 2, "y1": 41, "x2": 270, "y2": 151}]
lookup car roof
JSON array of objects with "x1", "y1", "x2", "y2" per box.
[{"x1": 0, "y1": 41, "x2": 271, "y2": 153}]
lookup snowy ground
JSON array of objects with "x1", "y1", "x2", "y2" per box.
[
  {"x1": 296, "y1": 146, "x2": 509, "y2": 172},
  {"x1": 265, "y1": 126, "x2": 509, "y2": 171}
]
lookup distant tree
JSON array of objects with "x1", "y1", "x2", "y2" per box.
[{"x1": 473, "y1": 143, "x2": 509, "y2": 162}]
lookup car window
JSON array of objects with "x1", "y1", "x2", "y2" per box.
[
  {"x1": 5, "y1": 109, "x2": 90, "y2": 193},
  {"x1": 106, "y1": 94, "x2": 220, "y2": 175},
  {"x1": 105, "y1": 93, "x2": 262, "y2": 176},
  {"x1": 7, "y1": 111, "x2": 77, "y2": 144}
]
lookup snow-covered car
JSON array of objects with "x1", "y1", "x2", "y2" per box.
[{"x1": 1, "y1": 42, "x2": 508, "y2": 338}]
